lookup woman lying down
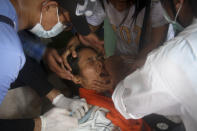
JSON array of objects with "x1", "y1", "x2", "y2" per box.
[{"x1": 65, "y1": 45, "x2": 151, "y2": 131}]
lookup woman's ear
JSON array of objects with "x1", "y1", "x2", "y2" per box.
[
  {"x1": 72, "y1": 76, "x2": 82, "y2": 84},
  {"x1": 175, "y1": 0, "x2": 184, "y2": 10}
]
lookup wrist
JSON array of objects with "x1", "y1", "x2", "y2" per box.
[
  {"x1": 46, "y1": 89, "x2": 61, "y2": 102},
  {"x1": 34, "y1": 118, "x2": 41, "y2": 131}
]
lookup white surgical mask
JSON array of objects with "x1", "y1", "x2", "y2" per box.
[
  {"x1": 163, "y1": 4, "x2": 184, "y2": 33},
  {"x1": 30, "y1": 8, "x2": 66, "y2": 38}
]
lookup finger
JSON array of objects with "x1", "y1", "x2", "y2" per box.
[
  {"x1": 79, "y1": 35, "x2": 91, "y2": 46},
  {"x1": 49, "y1": 56, "x2": 64, "y2": 73},
  {"x1": 93, "y1": 80, "x2": 106, "y2": 85},
  {"x1": 83, "y1": 104, "x2": 89, "y2": 113},
  {"x1": 73, "y1": 110, "x2": 81, "y2": 119},
  {"x1": 51, "y1": 108, "x2": 70, "y2": 115},
  {"x1": 52, "y1": 50, "x2": 63, "y2": 64},
  {"x1": 79, "y1": 108, "x2": 85, "y2": 118},
  {"x1": 57, "y1": 71, "x2": 73, "y2": 80},
  {"x1": 71, "y1": 50, "x2": 77, "y2": 58},
  {"x1": 97, "y1": 40, "x2": 104, "y2": 45},
  {"x1": 62, "y1": 50, "x2": 72, "y2": 71},
  {"x1": 92, "y1": 81, "x2": 109, "y2": 91},
  {"x1": 91, "y1": 84, "x2": 107, "y2": 92},
  {"x1": 80, "y1": 99, "x2": 89, "y2": 112}
]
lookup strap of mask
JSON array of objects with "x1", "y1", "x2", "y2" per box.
[
  {"x1": 39, "y1": 7, "x2": 60, "y2": 24},
  {"x1": 56, "y1": 7, "x2": 60, "y2": 22},
  {"x1": 39, "y1": 11, "x2": 43, "y2": 24},
  {"x1": 175, "y1": 4, "x2": 182, "y2": 22}
]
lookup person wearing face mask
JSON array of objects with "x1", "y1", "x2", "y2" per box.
[
  {"x1": 18, "y1": 0, "x2": 104, "y2": 81},
  {"x1": 0, "y1": 0, "x2": 96, "y2": 130},
  {"x1": 112, "y1": 0, "x2": 197, "y2": 130}
]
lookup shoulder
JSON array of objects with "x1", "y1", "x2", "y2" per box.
[
  {"x1": 150, "y1": 1, "x2": 167, "y2": 27},
  {"x1": 0, "y1": 23, "x2": 24, "y2": 54},
  {"x1": 0, "y1": 23, "x2": 26, "y2": 72}
]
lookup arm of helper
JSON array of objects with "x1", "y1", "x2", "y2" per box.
[{"x1": 18, "y1": 30, "x2": 46, "y2": 62}]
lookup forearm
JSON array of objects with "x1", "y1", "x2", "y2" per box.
[
  {"x1": 19, "y1": 30, "x2": 46, "y2": 62},
  {"x1": 34, "y1": 118, "x2": 41, "y2": 131},
  {"x1": 46, "y1": 88, "x2": 61, "y2": 102},
  {"x1": 67, "y1": 36, "x2": 81, "y2": 49},
  {"x1": 138, "y1": 25, "x2": 168, "y2": 59},
  {"x1": 0, "y1": 119, "x2": 35, "y2": 131}
]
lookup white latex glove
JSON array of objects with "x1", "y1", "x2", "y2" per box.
[
  {"x1": 52, "y1": 94, "x2": 88, "y2": 119},
  {"x1": 40, "y1": 107, "x2": 78, "y2": 131}
]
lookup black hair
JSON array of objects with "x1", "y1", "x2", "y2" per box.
[
  {"x1": 67, "y1": 45, "x2": 98, "y2": 76},
  {"x1": 132, "y1": 0, "x2": 151, "y2": 22},
  {"x1": 188, "y1": 0, "x2": 197, "y2": 18}
]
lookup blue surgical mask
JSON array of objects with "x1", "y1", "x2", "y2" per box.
[
  {"x1": 162, "y1": 4, "x2": 184, "y2": 32},
  {"x1": 30, "y1": 8, "x2": 66, "y2": 38}
]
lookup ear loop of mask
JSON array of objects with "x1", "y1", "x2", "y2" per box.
[
  {"x1": 56, "y1": 7, "x2": 60, "y2": 23},
  {"x1": 39, "y1": 11, "x2": 43, "y2": 24},
  {"x1": 169, "y1": 0, "x2": 182, "y2": 24},
  {"x1": 39, "y1": 0, "x2": 50, "y2": 24},
  {"x1": 39, "y1": 7, "x2": 60, "y2": 25},
  {"x1": 174, "y1": 3, "x2": 182, "y2": 23}
]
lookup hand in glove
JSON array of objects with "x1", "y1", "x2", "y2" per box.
[
  {"x1": 40, "y1": 107, "x2": 78, "y2": 131},
  {"x1": 52, "y1": 94, "x2": 88, "y2": 119}
]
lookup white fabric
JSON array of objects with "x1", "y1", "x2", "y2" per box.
[
  {"x1": 52, "y1": 94, "x2": 88, "y2": 119},
  {"x1": 69, "y1": 106, "x2": 116, "y2": 131},
  {"x1": 166, "y1": 24, "x2": 175, "y2": 41},
  {"x1": 112, "y1": 19, "x2": 197, "y2": 131},
  {"x1": 104, "y1": 0, "x2": 167, "y2": 55},
  {"x1": 40, "y1": 107, "x2": 78, "y2": 131},
  {"x1": 85, "y1": 0, "x2": 106, "y2": 26}
]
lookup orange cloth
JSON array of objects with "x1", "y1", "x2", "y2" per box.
[{"x1": 79, "y1": 88, "x2": 151, "y2": 131}]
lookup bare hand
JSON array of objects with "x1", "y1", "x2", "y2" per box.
[
  {"x1": 43, "y1": 48, "x2": 73, "y2": 80},
  {"x1": 79, "y1": 33, "x2": 104, "y2": 46},
  {"x1": 62, "y1": 36, "x2": 80, "y2": 71},
  {"x1": 90, "y1": 80, "x2": 112, "y2": 92},
  {"x1": 79, "y1": 33, "x2": 105, "y2": 54}
]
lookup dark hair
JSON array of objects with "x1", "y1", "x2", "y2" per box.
[
  {"x1": 188, "y1": 0, "x2": 197, "y2": 17},
  {"x1": 67, "y1": 45, "x2": 98, "y2": 75},
  {"x1": 133, "y1": 0, "x2": 151, "y2": 21}
]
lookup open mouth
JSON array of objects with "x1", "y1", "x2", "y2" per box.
[
  {"x1": 100, "y1": 71, "x2": 111, "y2": 85},
  {"x1": 100, "y1": 72, "x2": 110, "y2": 77},
  {"x1": 105, "y1": 79, "x2": 111, "y2": 84}
]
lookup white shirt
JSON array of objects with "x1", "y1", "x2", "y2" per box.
[
  {"x1": 112, "y1": 19, "x2": 197, "y2": 131},
  {"x1": 104, "y1": 1, "x2": 167, "y2": 55}
]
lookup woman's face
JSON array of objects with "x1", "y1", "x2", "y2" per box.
[{"x1": 76, "y1": 48, "x2": 112, "y2": 92}]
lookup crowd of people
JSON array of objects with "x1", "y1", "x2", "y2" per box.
[{"x1": 0, "y1": 0, "x2": 197, "y2": 130}]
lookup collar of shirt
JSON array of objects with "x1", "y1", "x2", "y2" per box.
[{"x1": 0, "y1": 0, "x2": 18, "y2": 31}]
